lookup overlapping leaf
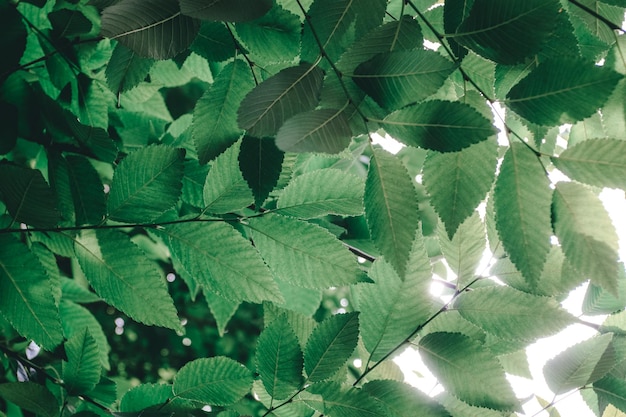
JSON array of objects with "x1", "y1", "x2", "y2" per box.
[
  {"x1": 204, "y1": 292, "x2": 240, "y2": 337},
  {"x1": 107, "y1": 145, "x2": 184, "y2": 223},
  {"x1": 304, "y1": 312, "x2": 359, "y2": 383},
  {"x1": 494, "y1": 142, "x2": 552, "y2": 285},
  {"x1": 246, "y1": 214, "x2": 360, "y2": 288},
  {"x1": 162, "y1": 221, "x2": 282, "y2": 303},
  {"x1": 275, "y1": 108, "x2": 353, "y2": 153},
  {"x1": 193, "y1": 59, "x2": 255, "y2": 164},
  {"x1": 552, "y1": 181, "x2": 620, "y2": 293},
  {"x1": 179, "y1": 0, "x2": 272, "y2": 22},
  {"x1": 75, "y1": 229, "x2": 181, "y2": 330},
  {"x1": 552, "y1": 139, "x2": 626, "y2": 190},
  {"x1": 352, "y1": 51, "x2": 456, "y2": 110},
  {"x1": 60, "y1": 300, "x2": 110, "y2": 370},
  {"x1": 419, "y1": 332, "x2": 519, "y2": 411},
  {"x1": 100, "y1": 0, "x2": 200, "y2": 59},
  {"x1": 173, "y1": 357, "x2": 253, "y2": 405},
  {"x1": 0, "y1": 382, "x2": 58, "y2": 417},
  {"x1": 238, "y1": 135, "x2": 284, "y2": 208},
  {"x1": 105, "y1": 43, "x2": 154, "y2": 95},
  {"x1": 275, "y1": 169, "x2": 364, "y2": 218},
  {"x1": 62, "y1": 328, "x2": 102, "y2": 396},
  {"x1": 363, "y1": 380, "x2": 450, "y2": 417},
  {"x1": 0, "y1": 235, "x2": 63, "y2": 350},
  {"x1": 65, "y1": 155, "x2": 107, "y2": 226},
  {"x1": 365, "y1": 148, "x2": 419, "y2": 277},
  {"x1": 438, "y1": 212, "x2": 486, "y2": 287},
  {"x1": 237, "y1": 63, "x2": 325, "y2": 137},
  {"x1": 424, "y1": 138, "x2": 497, "y2": 238},
  {"x1": 506, "y1": 58, "x2": 623, "y2": 126}
]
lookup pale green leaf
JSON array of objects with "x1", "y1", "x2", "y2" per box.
[
  {"x1": 545, "y1": 333, "x2": 616, "y2": 394},
  {"x1": 365, "y1": 148, "x2": 419, "y2": 277},
  {"x1": 450, "y1": 0, "x2": 561, "y2": 64},
  {"x1": 204, "y1": 291, "x2": 240, "y2": 337},
  {"x1": 362, "y1": 380, "x2": 450, "y2": 417},
  {"x1": 357, "y1": 235, "x2": 434, "y2": 362},
  {"x1": 60, "y1": 300, "x2": 110, "y2": 370},
  {"x1": 173, "y1": 357, "x2": 253, "y2": 405},
  {"x1": 192, "y1": 59, "x2": 255, "y2": 164},
  {"x1": 454, "y1": 286, "x2": 575, "y2": 341},
  {"x1": 275, "y1": 169, "x2": 364, "y2": 218},
  {"x1": 552, "y1": 139, "x2": 626, "y2": 190},
  {"x1": 75, "y1": 229, "x2": 181, "y2": 331},
  {"x1": 494, "y1": 142, "x2": 552, "y2": 285},
  {"x1": 0, "y1": 382, "x2": 58, "y2": 417},
  {"x1": 246, "y1": 214, "x2": 360, "y2": 288},
  {"x1": 552, "y1": 181, "x2": 620, "y2": 293},
  {"x1": 424, "y1": 138, "x2": 497, "y2": 238},
  {"x1": 202, "y1": 140, "x2": 254, "y2": 214},
  {"x1": 506, "y1": 58, "x2": 623, "y2": 126},
  {"x1": 105, "y1": 43, "x2": 154, "y2": 95},
  {"x1": 583, "y1": 266, "x2": 626, "y2": 315},
  {"x1": 436, "y1": 392, "x2": 508, "y2": 417},
  {"x1": 237, "y1": 63, "x2": 325, "y2": 137},
  {"x1": 256, "y1": 317, "x2": 304, "y2": 399},
  {"x1": 179, "y1": 0, "x2": 272, "y2": 22},
  {"x1": 163, "y1": 221, "x2": 282, "y2": 303},
  {"x1": 304, "y1": 312, "x2": 359, "y2": 383},
  {"x1": 62, "y1": 328, "x2": 102, "y2": 396},
  {"x1": 419, "y1": 332, "x2": 519, "y2": 411},
  {"x1": 100, "y1": 0, "x2": 200, "y2": 59},
  {"x1": 107, "y1": 145, "x2": 184, "y2": 223},
  {"x1": 352, "y1": 51, "x2": 456, "y2": 110},
  {"x1": 275, "y1": 108, "x2": 353, "y2": 154},
  {"x1": 273, "y1": 280, "x2": 322, "y2": 316}
]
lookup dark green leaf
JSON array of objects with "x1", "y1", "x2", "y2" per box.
[
  {"x1": 49, "y1": 8, "x2": 93, "y2": 38},
  {"x1": 0, "y1": 235, "x2": 64, "y2": 350},
  {"x1": 173, "y1": 357, "x2": 253, "y2": 405},
  {"x1": 594, "y1": 375, "x2": 626, "y2": 414},
  {"x1": 383, "y1": 100, "x2": 497, "y2": 152},
  {"x1": 0, "y1": 3, "x2": 26, "y2": 81},
  {"x1": 100, "y1": 0, "x2": 200, "y2": 59},
  {"x1": 237, "y1": 63, "x2": 325, "y2": 137},
  {"x1": 179, "y1": 0, "x2": 272, "y2": 22},
  {"x1": 190, "y1": 21, "x2": 235, "y2": 62},
  {"x1": 105, "y1": 43, "x2": 155, "y2": 95},
  {"x1": 65, "y1": 155, "x2": 107, "y2": 226},
  {"x1": 60, "y1": 300, "x2": 111, "y2": 370},
  {"x1": 0, "y1": 382, "x2": 58, "y2": 417},
  {"x1": 107, "y1": 145, "x2": 185, "y2": 223},
  {"x1": 304, "y1": 312, "x2": 359, "y2": 383},
  {"x1": 363, "y1": 380, "x2": 450, "y2": 417},
  {"x1": 238, "y1": 135, "x2": 284, "y2": 208},
  {"x1": 276, "y1": 108, "x2": 353, "y2": 153},
  {"x1": 119, "y1": 383, "x2": 173, "y2": 411},
  {"x1": 62, "y1": 328, "x2": 102, "y2": 396}
]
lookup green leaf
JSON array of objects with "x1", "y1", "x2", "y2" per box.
[
  {"x1": 494, "y1": 142, "x2": 552, "y2": 285},
  {"x1": 173, "y1": 357, "x2": 253, "y2": 405},
  {"x1": 238, "y1": 135, "x2": 284, "y2": 208},
  {"x1": 553, "y1": 181, "x2": 621, "y2": 293},
  {"x1": 424, "y1": 138, "x2": 497, "y2": 238},
  {"x1": 594, "y1": 375, "x2": 626, "y2": 414},
  {"x1": 0, "y1": 235, "x2": 63, "y2": 350},
  {"x1": 181, "y1": 159, "x2": 209, "y2": 208},
  {"x1": 237, "y1": 63, "x2": 325, "y2": 137},
  {"x1": 352, "y1": 51, "x2": 456, "y2": 110},
  {"x1": 179, "y1": 0, "x2": 272, "y2": 22},
  {"x1": 100, "y1": 0, "x2": 200, "y2": 59},
  {"x1": 62, "y1": 328, "x2": 102, "y2": 396},
  {"x1": 275, "y1": 169, "x2": 364, "y2": 218},
  {"x1": 65, "y1": 155, "x2": 107, "y2": 226},
  {"x1": 204, "y1": 291, "x2": 240, "y2": 337},
  {"x1": 60, "y1": 300, "x2": 110, "y2": 370},
  {"x1": 105, "y1": 43, "x2": 155, "y2": 95},
  {"x1": 552, "y1": 139, "x2": 626, "y2": 190},
  {"x1": 202, "y1": 140, "x2": 254, "y2": 214},
  {"x1": 192, "y1": 59, "x2": 255, "y2": 164},
  {"x1": 450, "y1": 0, "x2": 561, "y2": 64},
  {"x1": 325, "y1": 387, "x2": 387, "y2": 417},
  {"x1": 382, "y1": 100, "x2": 497, "y2": 152},
  {"x1": 362, "y1": 380, "x2": 450, "y2": 417},
  {"x1": 583, "y1": 266, "x2": 626, "y2": 315},
  {"x1": 190, "y1": 21, "x2": 235, "y2": 62},
  {"x1": 256, "y1": 317, "x2": 304, "y2": 399},
  {"x1": 454, "y1": 286, "x2": 575, "y2": 341},
  {"x1": 0, "y1": 164, "x2": 60, "y2": 228},
  {"x1": 0, "y1": 3, "x2": 27, "y2": 80},
  {"x1": 119, "y1": 383, "x2": 173, "y2": 411},
  {"x1": 107, "y1": 145, "x2": 185, "y2": 223},
  {"x1": 357, "y1": 235, "x2": 434, "y2": 362},
  {"x1": 0, "y1": 382, "x2": 58, "y2": 417},
  {"x1": 75, "y1": 229, "x2": 182, "y2": 330},
  {"x1": 304, "y1": 312, "x2": 359, "y2": 383},
  {"x1": 544, "y1": 333, "x2": 615, "y2": 394},
  {"x1": 419, "y1": 332, "x2": 519, "y2": 411},
  {"x1": 162, "y1": 221, "x2": 283, "y2": 303},
  {"x1": 506, "y1": 58, "x2": 623, "y2": 126},
  {"x1": 275, "y1": 108, "x2": 353, "y2": 153},
  {"x1": 246, "y1": 214, "x2": 360, "y2": 288},
  {"x1": 365, "y1": 148, "x2": 419, "y2": 277}
]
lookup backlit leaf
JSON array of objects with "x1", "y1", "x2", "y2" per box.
[
  {"x1": 419, "y1": 332, "x2": 519, "y2": 411},
  {"x1": 304, "y1": 312, "x2": 359, "y2": 382},
  {"x1": 383, "y1": 100, "x2": 497, "y2": 152},
  {"x1": 363, "y1": 380, "x2": 450, "y2": 417},
  {"x1": 275, "y1": 108, "x2": 353, "y2": 153},
  {"x1": 100, "y1": 0, "x2": 200, "y2": 59},
  {"x1": 438, "y1": 212, "x2": 486, "y2": 287},
  {"x1": 62, "y1": 328, "x2": 102, "y2": 396},
  {"x1": 75, "y1": 229, "x2": 182, "y2": 330},
  {"x1": 179, "y1": 0, "x2": 272, "y2": 22},
  {"x1": 173, "y1": 357, "x2": 253, "y2": 405},
  {"x1": 0, "y1": 235, "x2": 63, "y2": 350},
  {"x1": 107, "y1": 145, "x2": 184, "y2": 223}
]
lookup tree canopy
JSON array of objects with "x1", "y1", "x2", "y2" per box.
[{"x1": 1, "y1": 0, "x2": 626, "y2": 416}]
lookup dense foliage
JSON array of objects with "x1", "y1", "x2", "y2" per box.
[{"x1": 1, "y1": 0, "x2": 626, "y2": 415}]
